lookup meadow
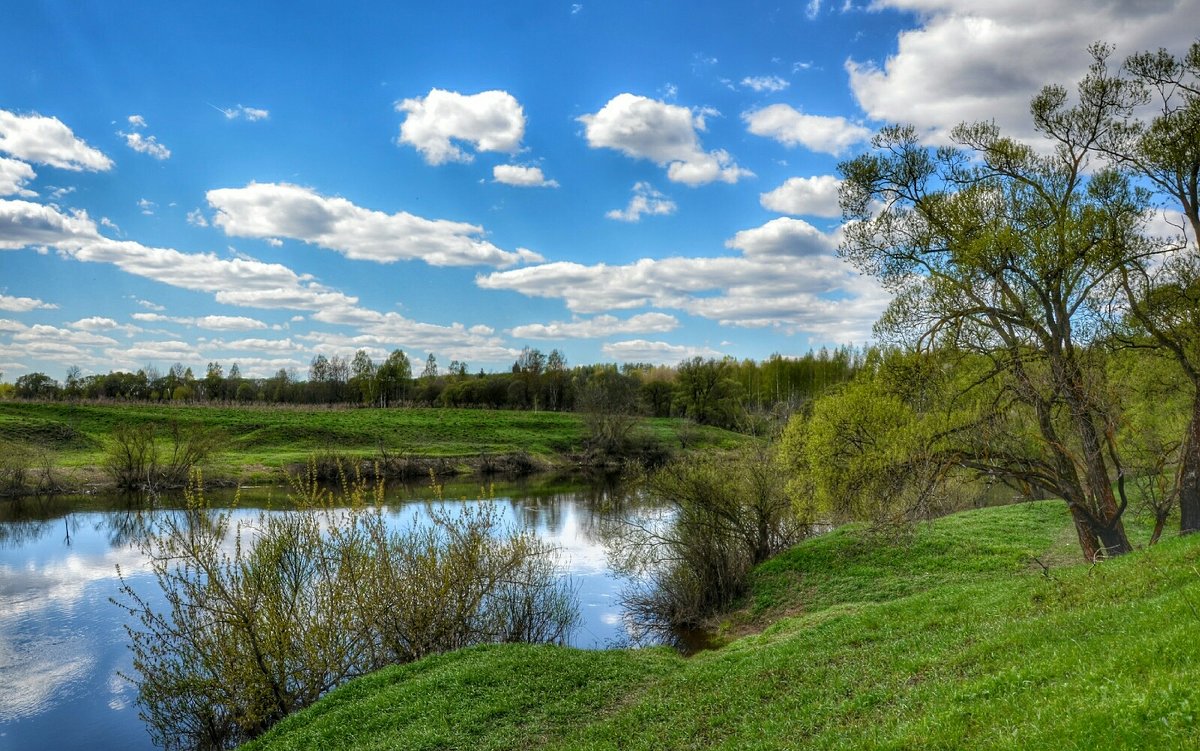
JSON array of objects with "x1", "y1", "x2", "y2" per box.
[{"x1": 0, "y1": 401, "x2": 744, "y2": 485}]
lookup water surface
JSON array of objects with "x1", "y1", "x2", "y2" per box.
[{"x1": 0, "y1": 478, "x2": 645, "y2": 751}]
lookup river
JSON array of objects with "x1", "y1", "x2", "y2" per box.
[{"x1": 0, "y1": 477, "x2": 651, "y2": 750}]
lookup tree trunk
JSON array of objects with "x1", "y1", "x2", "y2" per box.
[
  {"x1": 1180, "y1": 393, "x2": 1200, "y2": 534},
  {"x1": 1068, "y1": 504, "x2": 1131, "y2": 561}
]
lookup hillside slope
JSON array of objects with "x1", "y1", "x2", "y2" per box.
[{"x1": 244, "y1": 501, "x2": 1200, "y2": 750}]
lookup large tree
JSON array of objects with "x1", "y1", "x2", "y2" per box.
[{"x1": 838, "y1": 55, "x2": 1157, "y2": 560}]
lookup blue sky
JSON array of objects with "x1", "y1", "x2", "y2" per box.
[{"x1": 2, "y1": 0, "x2": 1196, "y2": 379}]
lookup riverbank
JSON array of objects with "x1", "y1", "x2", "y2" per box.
[
  {"x1": 0, "y1": 401, "x2": 746, "y2": 493},
  {"x1": 242, "y1": 500, "x2": 1200, "y2": 750}
]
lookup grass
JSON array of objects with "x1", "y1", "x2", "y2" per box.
[
  {"x1": 243, "y1": 501, "x2": 1200, "y2": 750},
  {"x1": 0, "y1": 401, "x2": 744, "y2": 481}
]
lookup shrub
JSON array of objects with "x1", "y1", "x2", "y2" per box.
[
  {"x1": 115, "y1": 470, "x2": 578, "y2": 750},
  {"x1": 610, "y1": 445, "x2": 804, "y2": 640},
  {"x1": 104, "y1": 421, "x2": 223, "y2": 490}
]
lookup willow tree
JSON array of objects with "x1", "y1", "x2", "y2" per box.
[
  {"x1": 1097, "y1": 40, "x2": 1200, "y2": 533},
  {"x1": 838, "y1": 57, "x2": 1157, "y2": 560}
]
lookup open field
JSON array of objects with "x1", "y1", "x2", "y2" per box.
[
  {"x1": 243, "y1": 501, "x2": 1200, "y2": 750},
  {"x1": 0, "y1": 401, "x2": 746, "y2": 484}
]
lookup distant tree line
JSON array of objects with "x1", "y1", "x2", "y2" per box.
[{"x1": 1, "y1": 345, "x2": 864, "y2": 431}]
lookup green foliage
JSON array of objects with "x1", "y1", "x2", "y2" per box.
[
  {"x1": 611, "y1": 446, "x2": 804, "y2": 635},
  {"x1": 116, "y1": 469, "x2": 578, "y2": 750}
]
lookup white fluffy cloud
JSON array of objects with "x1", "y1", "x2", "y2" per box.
[
  {"x1": 847, "y1": 0, "x2": 1200, "y2": 144},
  {"x1": 396, "y1": 89, "x2": 525, "y2": 165},
  {"x1": 759, "y1": 175, "x2": 842, "y2": 217},
  {"x1": 510, "y1": 312, "x2": 679, "y2": 339},
  {"x1": 606, "y1": 182, "x2": 676, "y2": 222},
  {"x1": 741, "y1": 75, "x2": 789, "y2": 92},
  {"x1": 122, "y1": 132, "x2": 171, "y2": 160},
  {"x1": 743, "y1": 104, "x2": 871, "y2": 156},
  {"x1": 493, "y1": 164, "x2": 558, "y2": 188},
  {"x1": 0, "y1": 157, "x2": 36, "y2": 197},
  {"x1": 68, "y1": 316, "x2": 118, "y2": 331},
  {"x1": 207, "y1": 182, "x2": 538, "y2": 267},
  {"x1": 478, "y1": 217, "x2": 886, "y2": 341},
  {"x1": 0, "y1": 293, "x2": 57, "y2": 312},
  {"x1": 601, "y1": 339, "x2": 723, "y2": 364},
  {"x1": 0, "y1": 110, "x2": 112, "y2": 171},
  {"x1": 0, "y1": 198, "x2": 357, "y2": 313},
  {"x1": 579, "y1": 94, "x2": 752, "y2": 186},
  {"x1": 131, "y1": 313, "x2": 268, "y2": 331}
]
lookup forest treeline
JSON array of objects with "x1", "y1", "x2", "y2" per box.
[{"x1": 0, "y1": 346, "x2": 862, "y2": 431}]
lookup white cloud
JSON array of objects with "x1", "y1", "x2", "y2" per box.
[
  {"x1": 847, "y1": 0, "x2": 1200, "y2": 145},
  {"x1": 0, "y1": 198, "x2": 521, "y2": 369},
  {"x1": 127, "y1": 115, "x2": 147, "y2": 129},
  {"x1": 0, "y1": 198, "x2": 358, "y2": 314},
  {"x1": 207, "y1": 182, "x2": 534, "y2": 267},
  {"x1": 743, "y1": 104, "x2": 871, "y2": 156},
  {"x1": 131, "y1": 313, "x2": 268, "y2": 331},
  {"x1": 215, "y1": 104, "x2": 270, "y2": 121},
  {"x1": 186, "y1": 208, "x2": 208, "y2": 227},
  {"x1": 13, "y1": 324, "x2": 118, "y2": 349},
  {"x1": 136, "y1": 299, "x2": 165, "y2": 311},
  {"x1": 601, "y1": 339, "x2": 723, "y2": 364},
  {"x1": 760, "y1": 175, "x2": 842, "y2": 217},
  {"x1": 396, "y1": 89, "x2": 525, "y2": 165},
  {"x1": 111, "y1": 340, "x2": 202, "y2": 364},
  {"x1": 478, "y1": 217, "x2": 886, "y2": 342},
  {"x1": 68, "y1": 316, "x2": 118, "y2": 331},
  {"x1": 217, "y1": 337, "x2": 302, "y2": 353},
  {"x1": 0, "y1": 157, "x2": 36, "y2": 197},
  {"x1": 605, "y1": 182, "x2": 677, "y2": 222},
  {"x1": 579, "y1": 94, "x2": 752, "y2": 186},
  {"x1": 0, "y1": 110, "x2": 113, "y2": 171},
  {"x1": 725, "y1": 217, "x2": 834, "y2": 257},
  {"x1": 511, "y1": 312, "x2": 679, "y2": 339},
  {"x1": 741, "y1": 76, "x2": 789, "y2": 92},
  {"x1": 137, "y1": 198, "x2": 156, "y2": 215},
  {"x1": 0, "y1": 293, "x2": 57, "y2": 312},
  {"x1": 492, "y1": 164, "x2": 558, "y2": 188},
  {"x1": 122, "y1": 131, "x2": 171, "y2": 160}
]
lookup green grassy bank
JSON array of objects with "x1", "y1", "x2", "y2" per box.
[
  {"x1": 0, "y1": 401, "x2": 743, "y2": 484},
  {"x1": 244, "y1": 501, "x2": 1200, "y2": 750}
]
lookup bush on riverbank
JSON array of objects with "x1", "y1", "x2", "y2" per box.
[{"x1": 115, "y1": 471, "x2": 578, "y2": 750}]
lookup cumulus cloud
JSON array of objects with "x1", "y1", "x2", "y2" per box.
[
  {"x1": 68, "y1": 316, "x2": 118, "y2": 331},
  {"x1": 741, "y1": 76, "x2": 789, "y2": 92},
  {"x1": 131, "y1": 313, "x2": 268, "y2": 331},
  {"x1": 510, "y1": 312, "x2": 679, "y2": 339},
  {"x1": 121, "y1": 131, "x2": 171, "y2": 160},
  {"x1": 127, "y1": 115, "x2": 147, "y2": 128},
  {"x1": 478, "y1": 216, "x2": 886, "y2": 342},
  {"x1": 0, "y1": 293, "x2": 57, "y2": 312},
  {"x1": 606, "y1": 182, "x2": 677, "y2": 222},
  {"x1": 579, "y1": 94, "x2": 752, "y2": 186},
  {"x1": 847, "y1": 0, "x2": 1200, "y2": 145},
  {"x1": 0, "y1": 110, "x2": 112, "y2": 171},
  {"x1": 396, "y1": 89, "x2": 525, "y2": 165},
  {"x1": 743, "y1": 104, "x2": 871, "y2": 156},
  {"x1": 0, "y1": 157, "x2": 36, "y2": 197},
  {"x1": 207, "y1": 182, "x2": 536, "y2": 267},
  {"x1": 215, "y1": 104, "x2": 270, "y2": 121},
  {"x1": 601, "y1": 339, "x2": 724, "y2": 364},
  {"x1": 759, "y1": 175, "x2": 842, "y2": 217},
  {"x1": 493, "y1": 164, "x2": 558, "y2": 188},
  {"x1": 216, "y1": 337, "x2": 302, "y2": 352},
  {"x1": 0, "y1": 198, "x2": 357, "y2": 313}
]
